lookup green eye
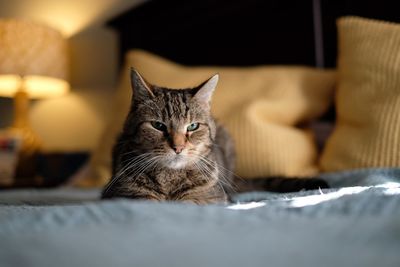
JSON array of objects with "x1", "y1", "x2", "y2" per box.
[
  {"x1": 151, "y1": 121, "x2": 167, "y2": 131},
  {"x1": 187, "y1": 123, "x2": 199, "y2": 131}
]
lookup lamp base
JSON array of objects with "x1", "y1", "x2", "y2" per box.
[
  {"x1": 8, "y1": 90, "x2": 42, "y2": 186},
  {"x1": 11, "y1": 89, "x2": 42, "y2": 153},
  {"x1": 9, "y1": 90, "x2": 43, "y2": 185},
  {"x1": 8, "y1": 126, "x2": 42, "y2": 185}
]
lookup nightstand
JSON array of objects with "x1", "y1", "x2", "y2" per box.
[{"x1": 1, "y1": 152, "x2": 89, "y2": 189}]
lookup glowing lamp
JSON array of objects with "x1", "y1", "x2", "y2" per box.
[{"x1": 0, "y1": 19, "x2": 69, "y2": 154}]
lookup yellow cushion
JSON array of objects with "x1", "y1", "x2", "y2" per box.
[
  {"x1": 320, "y1": 16, "x2": 400, "y2": 171},
  {"x1": 81, "y1": 50, "x2": 335, "y2": 187}
]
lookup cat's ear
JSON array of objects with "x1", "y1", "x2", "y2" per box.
[
  {"x1": 192, "y1": 74, "x2": 219, "y2": 109},
  {"x1": 130, "y1": 68, "x2": 155, "y2": 100}
]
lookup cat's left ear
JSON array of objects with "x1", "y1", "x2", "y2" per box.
[{"x1": 192, "y1": 74, "x2": 219, "y2": 109}]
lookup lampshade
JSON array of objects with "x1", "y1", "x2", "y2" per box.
[{"x1": 0, "y1": 19, "x2": 69, "y2": 98}]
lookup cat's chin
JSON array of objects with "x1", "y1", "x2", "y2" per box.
[
  {"x1": 165, "y1": 161, "x2": 188, "y2": 170},
  {"x1": 163, "y1": 155, "x2": 188, "y2": 170}
]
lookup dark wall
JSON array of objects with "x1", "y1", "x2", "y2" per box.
[
  {"x1": 108, "y1": 0, "x2": 400, "y2": 68},
  {"x1": 108, "y1": 0, "x2": 316, "y2": 67}
]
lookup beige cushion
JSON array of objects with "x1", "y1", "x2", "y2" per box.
[
  {"x1": 79, "y1": 50, "x2": 335, "y2": 187},
  {"x1": 320, "y1": 16, "x2": 400, "y2": 171}
]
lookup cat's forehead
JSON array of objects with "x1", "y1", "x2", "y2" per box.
[
  {"x1": 136, "y1": 87, "x2": 206, "y2": 121},
  {"x1": 153, "y1": 87, "x2": 192, "y2": 97},
  {"x1": 151, "y1": 87, "x2": 195, "y2": 106}
]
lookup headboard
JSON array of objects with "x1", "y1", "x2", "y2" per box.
[{"x1": 107, "y1": 0, "x2": 400, "y2": 68}]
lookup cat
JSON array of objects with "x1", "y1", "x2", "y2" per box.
[{"x1": 101, "y1": 69, "x2": 328, "y2": 204}]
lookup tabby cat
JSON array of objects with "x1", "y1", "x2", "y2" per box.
[{"x1": 101, "y1": 69, "x2": 328, "y2": 204}]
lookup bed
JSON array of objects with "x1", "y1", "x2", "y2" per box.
[
  {"x1": 1, "y1": 168, "x2": 400, "y2": 267},
  {"x1": 2, "y1": 1, "x2": 400, "y2": 267}
]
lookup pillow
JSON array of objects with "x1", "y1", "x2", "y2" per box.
[
  {"x1": 320, "y1": 16, "x2": 400, "y2": 171},
  {"x1": 80, "y1": 50, "x2": 335, "y2": 187}
]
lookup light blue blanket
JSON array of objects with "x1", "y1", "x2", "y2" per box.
[{"x1": 1, "y1": 168, "x2": 400, "y2": 267}]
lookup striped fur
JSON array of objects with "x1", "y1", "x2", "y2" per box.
[{"x1": 101, "y1": 70, "x2": 328, "y2": 204}]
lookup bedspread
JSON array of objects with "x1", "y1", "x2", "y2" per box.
[{"x1": 0, "y1": 168, "x2": 400, "y2": 267}]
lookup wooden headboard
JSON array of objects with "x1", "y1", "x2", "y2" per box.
[{"x1": 107, "y1": 0, "x2": 400, "y2": 68}]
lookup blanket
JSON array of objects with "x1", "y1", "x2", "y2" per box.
[{"x1": 0, "y1": 168, "x2": 400, "y2": 267}]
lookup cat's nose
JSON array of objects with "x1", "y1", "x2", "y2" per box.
[
  {"x1": 171, "y1": 132, "x2": 186, "y2": 154},
  {"x1": 173, "y1": 145, "x2": 185, "y2": 154}
]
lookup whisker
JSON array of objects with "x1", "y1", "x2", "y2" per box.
[
  {"x1": 123, "y1": 153, "x2": 164, "y2": 181},
  {"x1": 191, "y1": 152, "x2": 237, "y2": 193},
  {"x1": 117, "y1": 153, "x2": 153, "y2": 177},
  {"x1": 104, "y1": 153, "x2": 155, "y2": 194},
  {"x1": 190, "y1": 151, "x2": 241, "y2": 180},
  {"x1": 195, "y1": 158, "x2": 229, "y2": 198}
]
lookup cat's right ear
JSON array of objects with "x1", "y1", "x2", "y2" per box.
[{"x1": 130, "y1": 68, "x2": 155, "y2": 100}]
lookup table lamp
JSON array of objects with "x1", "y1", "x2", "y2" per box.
[{"x1": 0, "y1": 19, "x2": 70, "y2": 156}]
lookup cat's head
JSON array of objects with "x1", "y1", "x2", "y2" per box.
[{"x1": 125, "y1": 69, "x2": 219, "y2": 169}]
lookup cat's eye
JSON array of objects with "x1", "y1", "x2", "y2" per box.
[
  {"x1": 187, "y1": 123, "x2": 200, "y2": 131},
  {"x1": 151, "y1": 121, "x2": 167, "y2": 131}
]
